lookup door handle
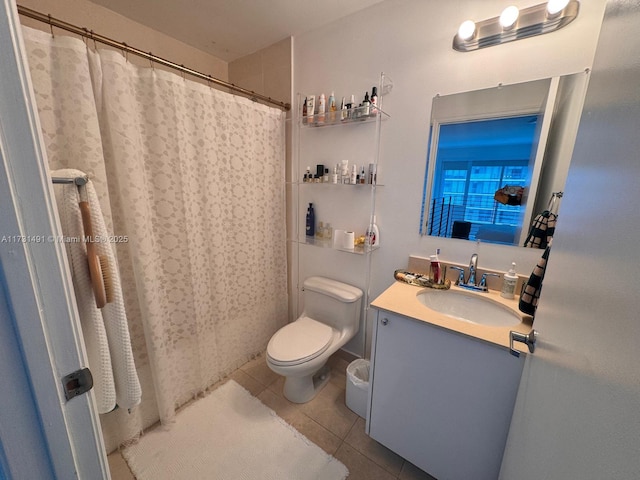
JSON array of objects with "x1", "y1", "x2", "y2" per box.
[{"x1": 510, "y1": 329, "x2": 538, "y2": 357}]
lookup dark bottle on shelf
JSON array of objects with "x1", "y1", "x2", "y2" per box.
[{"x1": 305, "y1": 203, "x2": 315, "y2": 237}]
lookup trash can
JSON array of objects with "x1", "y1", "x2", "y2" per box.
[{"x1": 346, "y1": 359, "x2": 370, "y2": 418}]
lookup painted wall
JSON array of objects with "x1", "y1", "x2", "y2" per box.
[
  {"x1": 228, "y1": 37, "x2": 292, "y2": 107},
  {"x1": 293, "y1": 0, "x2": 607, "y2": 355},
  {"x1": 18, "y1": 0, "x2": 228, "y2": 81}
]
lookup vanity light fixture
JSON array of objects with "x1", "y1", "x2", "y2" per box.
[
  {"x1": 458, "y1": 19, "x2": 477, "y2": 41},
  {"x1": 499, "y1": 6, "x2": 520, "y2": 29},
  {"x1": 453, "y1": 0, "x2": 579, "y2": 52}
]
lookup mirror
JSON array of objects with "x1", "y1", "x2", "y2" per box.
[{"x1": 421, "y1": 71, "x2": 589, "y2": 247}]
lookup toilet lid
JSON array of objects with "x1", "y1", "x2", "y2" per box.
[{"x1": 267, "y1": 317, "x2": 334, "y2": 365}]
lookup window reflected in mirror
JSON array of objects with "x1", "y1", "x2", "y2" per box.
[
  {"x1": 428, "y1": 115, "x2": 538, "y2": 244},
  {"x1": 421, "y1": 71, "x2": 589, "y2": 248}
]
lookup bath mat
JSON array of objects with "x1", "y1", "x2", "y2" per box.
[{"x1": 121, "y1": 380, "x2": 348, "y2": 480}]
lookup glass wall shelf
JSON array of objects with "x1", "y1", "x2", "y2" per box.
[
  {"x1": 301, "y1": 105, "x2": 389, "y2": 128},
  {"x1": 300, "y1": 236, "x2": 380, "y2": 255}
]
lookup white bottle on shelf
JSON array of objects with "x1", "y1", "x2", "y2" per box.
[{"x1": 365, "y1": 215, "x2": 380, "y2": 248}]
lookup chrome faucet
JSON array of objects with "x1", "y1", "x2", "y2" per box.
[
  {"x1": 468, "y1": 253, "x2": 478, "y2": 286},
  {"x1": 449, "y1": 253, "x2": 499, "y2": 292}
]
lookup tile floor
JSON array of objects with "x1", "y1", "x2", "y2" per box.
[{"x1": 108, "y1": 351, "x2": 437, "y2": 480}]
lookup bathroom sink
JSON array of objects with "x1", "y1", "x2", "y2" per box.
[{"x1": 416, "y1": 289, "x2": 521, "y2": 327}]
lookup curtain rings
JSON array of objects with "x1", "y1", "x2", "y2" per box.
[
  {"x1": 180, "y1": 65, "x2": 186, "y2": 81},
  {"x1": 149, "y1": 53, "x2": 155, "y2": 71},
  {"x1": 121, "y1": 42, "x2": 129, "y2": 62},
  {"x1": 47, "y1": 14, "x2": 54, "y2": 37}
]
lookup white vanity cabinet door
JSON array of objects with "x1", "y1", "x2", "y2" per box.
[{"x1": 367, "y1": 310, "x2": 524, "y2": 480}]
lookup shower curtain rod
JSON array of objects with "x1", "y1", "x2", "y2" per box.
[{"x1": 17, "y1": 5, "x2": 291, "y2": 111}]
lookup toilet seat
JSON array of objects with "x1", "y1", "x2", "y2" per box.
[{"x1": 267, "y1": 316, "x2": 334, "y2": 366}]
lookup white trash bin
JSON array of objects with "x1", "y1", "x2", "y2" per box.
[{"x1": 346, "y1": 359, "x2": 370, "y2": 418}]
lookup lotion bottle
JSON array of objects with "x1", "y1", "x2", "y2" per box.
[
  {"x1": 317, "y1": 93, "x2": 326, "y2": 124},
  {"x1": 350, "y1": 165, "x2": 358, "y2": 185},
  {"x1": 365, "y1": 215, "x2": 379, "y2": 248},
  {"x1": 501, "y1": 262, "x2": 518, "y2": 299}
]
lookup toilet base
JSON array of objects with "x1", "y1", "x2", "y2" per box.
[{"x1": 283, "y1": 365, "x2": 331, "y2": 403}]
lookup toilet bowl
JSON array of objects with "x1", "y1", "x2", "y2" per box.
[{"x1": 266, "y1": 276, "x2": 362, "y2": 403}]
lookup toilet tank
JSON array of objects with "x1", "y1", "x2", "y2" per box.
[{"x1": 302, "y1": 277, "x2": 363, "y2": 331}]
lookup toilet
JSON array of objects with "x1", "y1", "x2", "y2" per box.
[{"x1": 266, "y1": 276, "x2": 362, "y2": 403}]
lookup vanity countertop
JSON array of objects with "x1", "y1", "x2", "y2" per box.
[{"x1": 371, "y1": 281, "x2": 534, "y2": 353}]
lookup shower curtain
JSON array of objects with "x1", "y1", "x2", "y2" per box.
[{"x1": 22, "y1": 26, "x2": 288, "y2": 449}]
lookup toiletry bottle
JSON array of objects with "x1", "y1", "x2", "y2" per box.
[
  {"x1": 340, "y1": 96, "x2": 347, "y2": 121},
  {"x1": 501, "y1": 262, "x2": 518, "y2": 299},
  {"x1": 307, "y1": 95, "x2": 315, "y2": 123},
  {"x1": 303, "y1": 165, "x2": 311, "y2": 183},
  {"x1": 349, "y1": 94, "x2": 356, "y2": 119},
  {"x1": 370, "y1": 86, "x2": 378, "y2": 114},
  {"x1": 302, "y1": 97, "x2": 308, "y2": 124},
  {"x1": 359, "y1": 166, "x2": 366, "y2": 184},
  {"x1": 341, "y1": 159, "x2": 349, "y2": 183},
  {"x1": 305, "y1": 203, "x2": 315, "y2": 237},
  {"x1": 323, "y1": 168, "x2": 329, "y2": 183},
  {"x1": 317, "y1": 93, "x2": 326, "y2": 124},
  {"x1": 316, "y1": 221, "x2": 324, "y2": 239},
  {"x1": 368, "y1": 163, "x2": 376, "y2": 184},
  {"x1": 365, "y1": 215, "x2": 380, "y2": 248},
  {"x1": 430, "y1": 249, "x2": 442, "y2": 284},
  {"x1": 331, "y1": 165, "x2": 338, "y2": 184},
  {"x1": 350, "y1": 165, "x2": 358, "y2": 185},
  {"x1": 328, "y1": 92, "x2": 337, "y2": 122},
  {"x1": 362, "y1": 91, "x2": 371, "y2": 116}
]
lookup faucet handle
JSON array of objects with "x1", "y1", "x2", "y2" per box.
[
  {"x1": 449, "y1": 266, "x2": 466, "y2": 285},
  {"x1": 479, "y1": 272, "x2": 500, "y2": 289}
]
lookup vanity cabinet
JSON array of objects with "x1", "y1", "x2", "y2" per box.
[{"x1": 366, "y1": 310, "x2": 524, "y2": 480}]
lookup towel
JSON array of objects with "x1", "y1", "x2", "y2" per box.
[
  {"x1": 52, "y1": 169, "x2": 141, "y2": 413},
  {"x1": 523, "y1": 210, "x2": 557, "y2": 249},
  {"x1": 519, "y1": 244, "x2": 551, "y2": 317}
]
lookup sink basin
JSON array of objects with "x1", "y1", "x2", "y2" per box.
[{"x1": 416, "y1": 289, "x2": 521, "y2": 327}]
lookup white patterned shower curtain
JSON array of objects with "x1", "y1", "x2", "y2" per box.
[{"x1": 22, "y1": 26, "x2": 288, "y2": 449}]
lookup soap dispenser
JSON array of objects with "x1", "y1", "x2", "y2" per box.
[{"x1": 501, "y1": 262, "x2": 518, "y2": 299}]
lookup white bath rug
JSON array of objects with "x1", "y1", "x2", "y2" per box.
[{"x1": 121, "y1": 380, "x2": 348, "y2": 480}]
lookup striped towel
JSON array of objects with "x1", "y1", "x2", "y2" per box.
[{"x1": 53, "y1": 169, "x2": 141, "y2": 413}]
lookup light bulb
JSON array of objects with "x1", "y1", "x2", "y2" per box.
[
  {"x1": 499, "y1": 5, "x2": 520, "y2": 29},
  {"x1": 547, "y1": 0, "x2": 570, "y2": 16},
  {"x1": 458, "y1": 20, "x2": 476, "y2": 41}
]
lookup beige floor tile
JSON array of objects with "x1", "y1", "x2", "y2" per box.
[
  {"x1": 399, "y1": 460, "x2": 438, "y2": 480},
  {"x1": 266, "y1": 374, "x2": 286, "y2": 396},
  {"x1": 345, "y1": 418, "x2": 404, "y2": 476},
  {"x1": 239, "y1": 354, "x2": 280, "y2": 387},
  {"x1": 286, "y1": 410, "x2": 343, "y2": 456},
  {"x1": 334, "y1": 442, "x2": 397, "y2": 480},
  {"x1": 300, "y1": 381, "x2": 358, "y2": 439},
  {"x1": 107, "y1": 451, "x2": 134, "y2": 480},
  {"x1": 228, "y1": 369, "x2": 267, "y2": 397},
  {"x1": 257, "y1": 385, "x2": 300, "y2": 421}
]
